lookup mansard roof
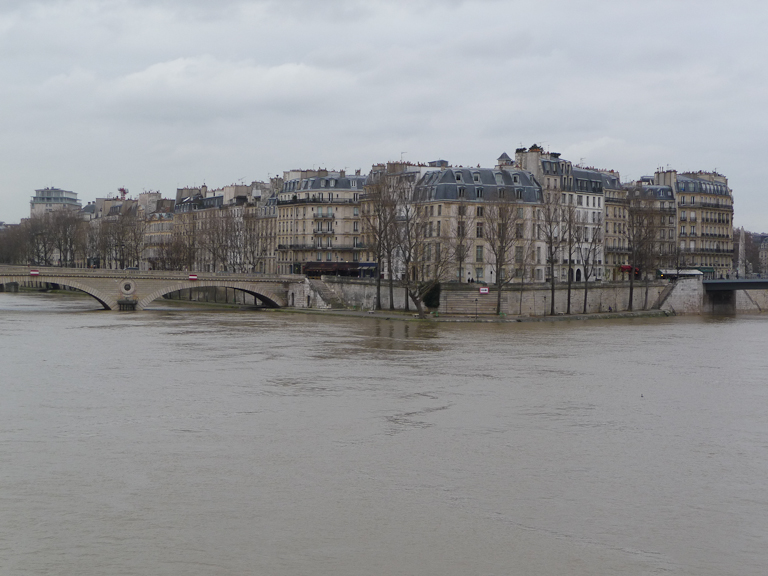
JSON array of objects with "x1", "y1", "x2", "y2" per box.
[
  {"x1": 414, "y1": 167, "x2": 542, "y2": 203},
  {"x1": 677, "y1": 174, "x2": 730, "y2": 196}
]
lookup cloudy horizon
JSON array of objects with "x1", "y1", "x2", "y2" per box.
[{"x1": 1, "y1": 0, "x2": 767, "y2": 230}]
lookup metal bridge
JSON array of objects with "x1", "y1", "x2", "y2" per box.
[
  {"x1": 0, "y1": 265, "x2": 303, "y2": 311},
  {"x1": 702, "y1": 278, "x2": 768, "y2": 291}
]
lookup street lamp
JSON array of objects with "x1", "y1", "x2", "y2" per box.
[{"x1": 475, "y1": 298, "x2": 478, "y2": 321}]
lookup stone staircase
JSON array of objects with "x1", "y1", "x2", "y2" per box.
[
  {"x1": 440, "y1": 290, "x2": 504, "y2": 315},
  {"x1": 308, "y1": 279, "x2": 346, "y2": 309}
]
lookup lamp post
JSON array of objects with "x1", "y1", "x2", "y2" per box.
[{"x1": 475, "y1": 298, "x2": 478, "y2": 321}]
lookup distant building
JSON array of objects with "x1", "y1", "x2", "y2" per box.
[
  {"x1": 30, "y1": 187, "x2": 81, "y2": 217},
  {"x1": 276, "y1": 169, "x2": 371, "y2": 276}
]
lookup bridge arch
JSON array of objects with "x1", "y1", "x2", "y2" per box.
[
  {"x1": 0, "y1": 275, "x2": 114, "y2": 310},
  {"x1": 136, "y1": 281, "x2": 285, "y2": 310}
]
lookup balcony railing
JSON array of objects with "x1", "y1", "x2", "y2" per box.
[{"x1": 277, "y1": 197, "x2": 359, "y2": 206}]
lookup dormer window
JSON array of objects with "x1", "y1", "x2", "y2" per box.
[
  {"x1": 513, "y1": 175, "x2": 520, "y2": 184},
  {"x1": 320, "y1": 180, "x2": 326, "y2": 187},
  {"x1": 473, "y1": 173, "x2": 481, "y2": 183},
  {"x1": 456, "y1": 173, "x2": 463, "y2": 182},
  {"x1": 351, "y1": 181, "x2": 357, "y2": 188},
  {"x1": 494, "y1": 173, "x2": 503, "y2": 185},
  {"x1": 458, "y1": 187, "x2": 465, "y2": 198},
  {"x1": 476, "y1": 187, "x2": 484, "y2": 199}
]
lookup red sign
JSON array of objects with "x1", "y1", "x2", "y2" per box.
[
  {"x1": 188, "y1": 274, "x2": 198, "y2": 281},
  {"x1": 29, "y1": 270, "x2": 40, "y2": 276},
  {"x1": 479, "y1": 287, "x2": 489, "y2": 294}
]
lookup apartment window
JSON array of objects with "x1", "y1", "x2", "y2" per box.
[
  {"x1": 320, "y1": 180, "x2": 326, "y2": 188},
  {"x1": 317, "y1": 251, "x2": 322, "y2": 261},
  {"x1": 456, "y1": 173, "x2": 463, "y2": 182},
  {"x1": 515, "y1": 246, "x2": 523, "y2": 264},
  {"x1": 457, "y1": 222, "x2": 465, "y2": 237},
  {"x1": 476, "y1": 245, "x2": 484, "y2": 262},
  {"x1": 476, "y1": 206, "x2": 484, "y2": 218},
  {"x1": 517, "y1": 207, "x2": 524, "y2": 219},
  {"x1": 326, "y1": 252, "x2": 332, "y2": 261},
  {"x1": 577, "y1": 195, "x2": 583, "y2": 206},
  {"x1": 536, "y1": 246, "x2": 541, "y2": 264},
  {"x1": 438, "y1": 205, "x2": 442, "y2": 216},
  {"x1": 458, "y1": 205, "x2": 466, "y2": 216},
  {"x1": 476, "y1": 267, "x2": 484, "y2": 279},
  {"x1": 353, "y1": 207, "x2": 359, "y2": 216},
  {"x1": 476, "y1": 188, "x2": 484, "y2": 199},
  {"x1": 437, "y1": 221, "x2": 441, "y2": 236},
  {"x1": 458, "y1": 187, "x2": 465, "y2": 198},
  {"x1": 473, "y1": 173, "x2": 481, "y2": 183},
  {"x1": 476, "y1": 222, "x2": 484, "y2": 238},
  {"x1": 499, "y1": 188, "x2": 505, "y2": 198},
  {"x1": 352, "y1": 181, "x2": 357, "y2": 188},
  {"x1": 516, "y1": 189, "x2": 523, "y2": 200},
  {"x1": 353, "y1": 222, "x2": 359, "y2": 232}
]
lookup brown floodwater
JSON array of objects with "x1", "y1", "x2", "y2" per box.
[{"x1": 1, "y1": 292, "x2": 767, "y2": 575}]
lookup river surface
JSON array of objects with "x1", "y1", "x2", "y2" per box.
[{"x1": 1, "y1": 292, "x2": 767, "y2": 576}]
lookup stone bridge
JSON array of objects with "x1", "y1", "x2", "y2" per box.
[{"x1": 0, "y1": 265, "x2": 306, "y2": 311}]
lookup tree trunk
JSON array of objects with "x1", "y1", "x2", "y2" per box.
[
  {"x1": 644, "y1": 276, "x2": 650, "y2": 310},
  {"x1": 375, "y1": 256, "x2": 382, "y2": 310},
  {"x1": 549, "y1": 261, "x2": 556, "y2": 315},
  {"x1": 567, "y1": 265, "x2": 572, "y2": 314},
  {"x1": 496, "y1": 275, "x2": 503, "y2": 315},
  {"x1": 583, "y1": 278, "x2": 589, "y2": 314},
  {"x1": 409, "y1": 290, "x2": 425, "y2": 318},
  {"x1": 387, "y1": 259, "x2": 395, "y2": 310}
]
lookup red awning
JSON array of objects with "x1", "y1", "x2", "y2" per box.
[{"x1": 620, "y1": 265, "x2": 632, "y2": 272}]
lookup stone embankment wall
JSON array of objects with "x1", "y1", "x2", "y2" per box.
[
  {"x1": 658, "y1": 277, "x2": 703, "y2": 315},
  {"x1": 321, "y1": 277, "x2": 674, "y2": 316},
  {"x1": 735, "y1": 290, "x2": 768, "y2": 313}
]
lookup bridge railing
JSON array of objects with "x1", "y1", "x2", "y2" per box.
[{"x1": 0, "y1": 265, "x2": 300, "y2": 282}]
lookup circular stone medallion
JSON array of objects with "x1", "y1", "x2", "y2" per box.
[{"x1": 120, "y1": 279, "x2": 136, "y2": 296}]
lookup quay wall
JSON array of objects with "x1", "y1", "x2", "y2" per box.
[{"x1": 321, "y1": 277, "x2": 673, "y2": 316}]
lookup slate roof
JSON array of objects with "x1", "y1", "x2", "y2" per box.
[
  {"x1": 414, "y1": 167, "x2": 542, "y2": 203},
  {"x1": 677, "y1": 175, "x2": 730, "y2": 196}
]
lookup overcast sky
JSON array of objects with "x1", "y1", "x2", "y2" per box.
[{"x1": 1, "y1": 0, "x2": 767, "y2": 229}]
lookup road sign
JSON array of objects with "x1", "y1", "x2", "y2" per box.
[
  {"x1": 189, "y1": 274, "x2": 198, "y2": 281},
  {"x1": 479, "y1": 287, "x2": 489, "y2": 294},
  {"x1": 29, "y1": 270, "x2": 39, "y2": 276}
]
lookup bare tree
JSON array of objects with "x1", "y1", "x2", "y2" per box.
[
  {"x1": 394, "y1": 188, "x2": 452, "y2": 318},
  {"x1": 26, "y1": 214, "x2": 56, "y2": 266},
  {"x1": 243, "y1": 207, "x2": 273, "y2": 274},
  {"x1": 449, "y1": 204, "x2": 475, "y2": 285},
  {"x1": 540, "y1": 191, "x2": 565, "y2": 315},
  {"x1": 622, "y1": 188, "x2": 657, "y2": 311},
  {"x1": 562, "y1": 201, "x2": 579, "y2": 314},
  {"x1": 362, "y1": 169, "x2": 399, "y2": 310},
  {"x1": 581, "y1": 212, "x2": 604, "y2": 313},
  {"x1": 483, "y1": 200, "x2": 520, "y2": 314}
]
